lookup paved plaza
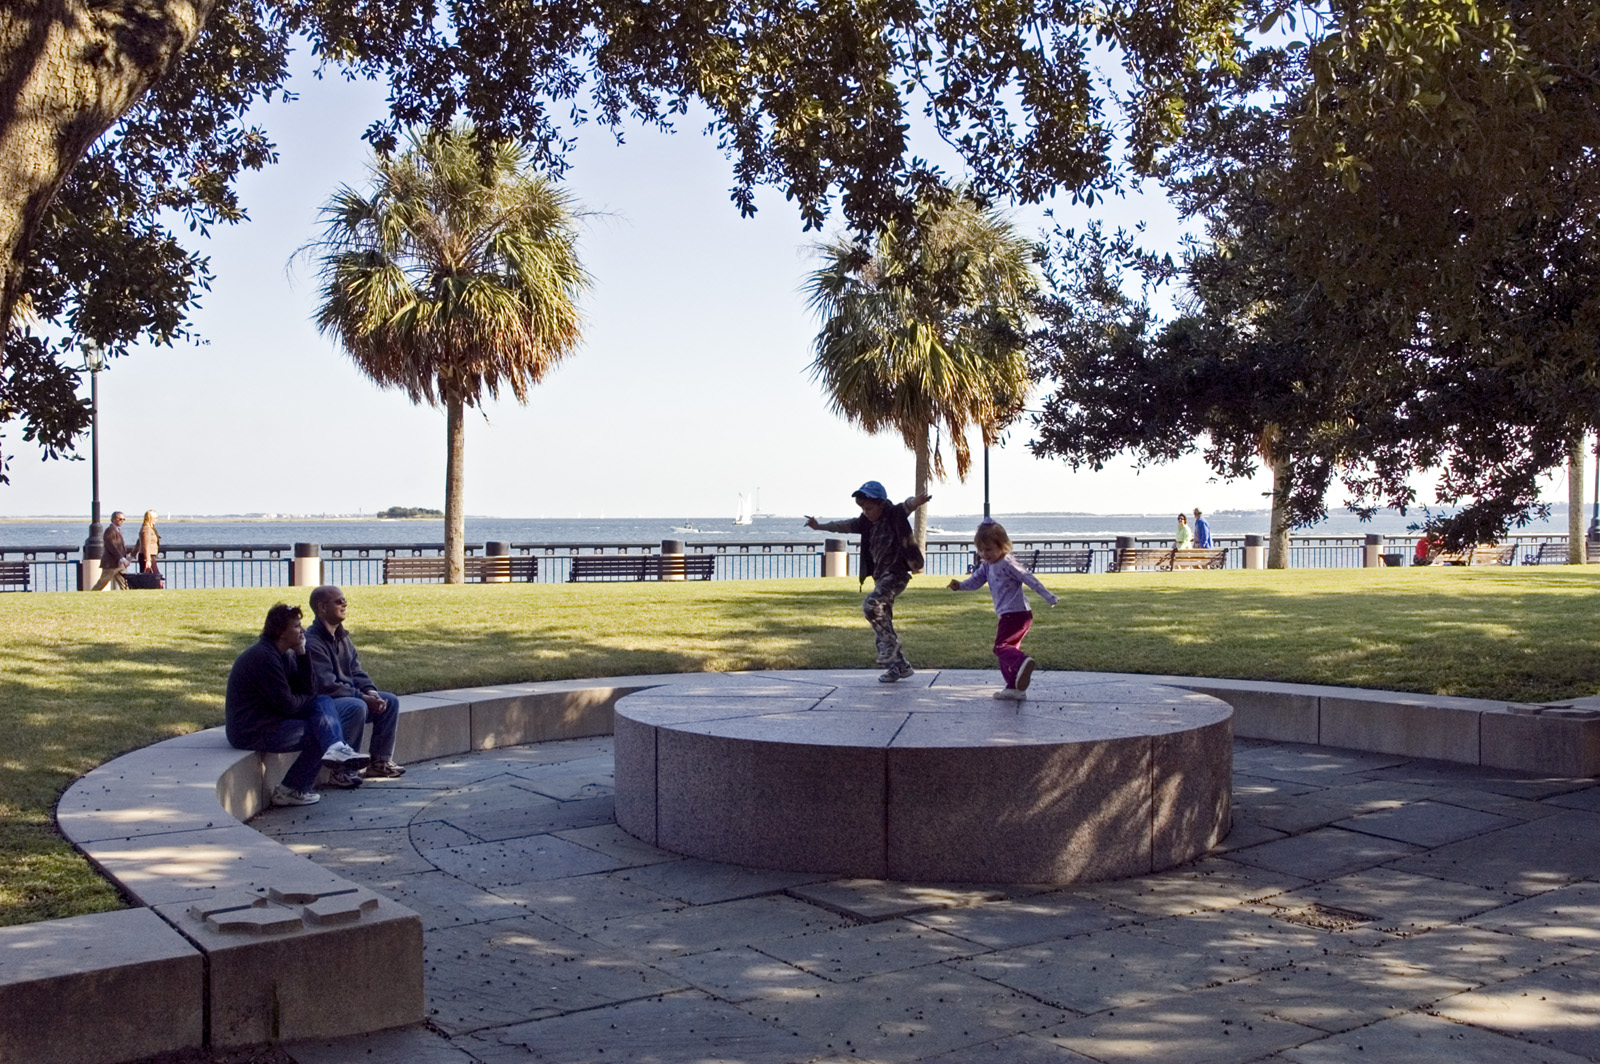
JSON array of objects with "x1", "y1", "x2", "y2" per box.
[{"x1": 259, "y1": 699, "x2": 1600, "y2": 1064}]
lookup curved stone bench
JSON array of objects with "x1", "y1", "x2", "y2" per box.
[
  {"x1": 5, "y1": 669, "x2": 1596, "y2": 1064},
  {"x1": 615, "y1": 673, "x2": 1233, "y2": 883}
]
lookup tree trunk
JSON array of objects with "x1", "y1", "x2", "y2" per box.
[
  {"x1": 444, "y1": 396, "x2": 466, "y2": 583},
  {"x1": 0, "y1": 1, "x2": 216, "y2": 348},
  {"x1": 1267, "y1": 452, "x2": 1292, "y2": 569},
  {"x1": 1570, "y1": 434, "x2": 1587, "y2": 565},
  {"x1": 912, "y1": 425, "x2": 931, "y2": 563}
]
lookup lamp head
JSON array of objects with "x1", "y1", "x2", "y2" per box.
[{"x1": 82, "y1": 341, "x2": 105, "y2": 373}]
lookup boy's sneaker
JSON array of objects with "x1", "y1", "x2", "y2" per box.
[
  {"x1": 1015, "y1": 657, "x2": 1037, "y2": 692},
  {"x1": 364, "y1": 759, "x2": 407, "y2": 779},
  {"x1": 321, "y1": 741, "x2": 371, "y2": 772},
  {"x1": 992, "y1": 688, "x2": 1026, "y2": 701},
  {"x1": 323, "y1": 768, "x2": 364, "y2": 789},
  {"x1": 270, "y1": 784, "x2": 321, "y2": 807},
  {"x1": 878, "y1": 662, "x2": 914, "y2": 683}
]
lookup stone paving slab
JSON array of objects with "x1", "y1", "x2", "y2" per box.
[
  {"x1": 470, "y1": 990, "x2": 830, "y2": 1064},
  {"x1": 759, "y1": 920, "x2": 989, "y2": 981},
  {"x1": 1432, "y1": 953, "x2": 1600, "y2": 1059},
  {"x1": 1275, "y1": 1010, "x2": 1596, "y2": 1063},
  {"x1": 1333, "y1": 798, "x2": 1519, "y2": 847},
  {"x1": 905, "y1": 893, "x2": 1134, "y2": 949},
  {"x1": 1039, "y1": 983, "x2": 1323, "y2": 1064},
  {"x1": 582, "y1": 893, "x2": 854, "y2": 960},
  {"x1": 1267, "y1": 866, "x2": 1517, "y2": 934},
  {"x1": 424, "y1": 913, "x2": 687, "y2": 1034},
  {"x1": 749, "y1": 964, "x2": 1072, "y2": 1063},
  {"x1": 1225, "y1": 825, "x2": 1423, "y2": 880},
  {"x1": 787, "y1": 879, "x2": 1007, "y2": 922}
]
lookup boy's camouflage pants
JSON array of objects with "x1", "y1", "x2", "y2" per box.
[{"x1": 862, "y1": 571, "x2": 911, "y2": 667}]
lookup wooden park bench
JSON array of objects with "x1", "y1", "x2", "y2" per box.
[
  {"x1": 568, "y1": 553, "x2": 717, "y2": 582},
  {"x1": 971, "y1": 548, "x2": 1093, "y2": 574},
  {"x1": 1525, "y1": 542, "x2": 1572, "y2": 566},
  {"x1": 382, "y1": 555, "x2": 538, "y2": 583},
  {"x1": 1116, "y1": 547, "x2": 1228, "y2": 572},
  {"x1": 0, "y1": 560, "x2": 30, "y2": 592},
  {"x1": 1426, "y1": 544, "x2": 1515, "y2": 566}
]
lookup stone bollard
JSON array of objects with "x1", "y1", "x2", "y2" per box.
[
  {"x1": 659, "y1": 539, "x2": 686, "y2": 582},
  {"x1": 290, "y1": 543, "x2": 321, "y2": 587},
  {"x1": 80, "y1": 540, "x2": 102, "y2": 591},
  {"x1": 484, "y1": 541, "x2": 511, "y2": 583},
  {"x1": 823, "y1": 538, "x2": 850, "y2": 578},
  {"x1": 1363, "y1": 533, "x2": 1383, "y2": 568},
  {"x1": 1243, "y1": 534, "x2": 1265, "y2": 570},
  {"x1": 1115, "y1": 535, "x2": 1135, "y2": 572}
]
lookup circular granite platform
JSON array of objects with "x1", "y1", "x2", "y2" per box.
[{"x1": 613, "y1": 671, "x2": 1233, "y2": 885}]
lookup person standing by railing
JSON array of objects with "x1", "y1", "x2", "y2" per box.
[
  {"x1": 89, "y1": 510, "x2": 130, "y2": 590},
  {"x1": 1176, "y1": 513, "x2": 1193, "y2": 549},
  {"x1": 1192, "y1": 508, "x2": 1213, "y2": 549}
]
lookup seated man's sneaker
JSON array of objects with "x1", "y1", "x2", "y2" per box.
[
  {"x1": 323, "y1": 768, "x2": 364, "y2": 789},
  {"x1": 364, "y1": 759, "x2": 406, "y2": 779},
  {"x1": 271, "y1": 784, "x2": 321, "y2": 807},
  {"x1": 321, "y1": 741, "x2": 371, "y2": 772}
]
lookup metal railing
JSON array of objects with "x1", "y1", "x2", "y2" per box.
[{"x1": 0, "y1": 531, "x2": 1586, "y2": 591}]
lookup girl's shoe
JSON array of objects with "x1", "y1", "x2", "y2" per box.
[
  {"x1": 1015, "y1": 657, "x2": 1037, "y2": 691},
  {"x1": 992, "y1": 688, "x2": 1025, "y2": 701}
]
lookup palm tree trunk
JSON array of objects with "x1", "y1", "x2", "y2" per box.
[
  {"x1": 1267, "y1": 452, "x2": 1292, "y2": 569},
  {"x1": 1570, "y1": 434, "x2": 1587, "y2": 565},
  {"x1": 912, "y1": 427, "x2": 931, "y2": 562},
  {"x1": 444, "y1": 397, "x2": 466, "y2": 583}
]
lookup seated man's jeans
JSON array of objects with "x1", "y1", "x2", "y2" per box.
[
  {"x1": 247, "y1": 696, "x2": 357, "y2": 792},
  {"x1": 330, "y1": 691, "x2": 400, "y2": 761}
]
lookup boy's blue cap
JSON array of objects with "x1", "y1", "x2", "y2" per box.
[{"x1": 851, "y1": 480, "x2": 889, "y2": 501}]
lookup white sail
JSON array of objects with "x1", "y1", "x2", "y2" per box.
[{"x1": 734, "y1": 493, "x2": 754, "y2": 525}]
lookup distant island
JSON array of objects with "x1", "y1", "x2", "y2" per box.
[{"x1": 377, "y1": 506, "x2": 443, "y2": 519}]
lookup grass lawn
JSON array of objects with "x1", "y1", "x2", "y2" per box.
[{"x1": 3, "y1": 565, "x2": 1599, "y2": 926}]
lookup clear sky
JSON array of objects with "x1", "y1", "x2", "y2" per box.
[{"x1": 2, "y1": 49, "x2": 1567, "y2": 521}]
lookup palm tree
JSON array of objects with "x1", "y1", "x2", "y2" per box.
[
  {"x1": 308, "y1": 126, "x2": 587, "y2": 582},
  {"x1": 805, "y1": 191, "x2": 1036, "y2": 550}
]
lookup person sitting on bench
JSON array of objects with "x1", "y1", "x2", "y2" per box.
[{"x1": 225, "y1": 603, "x2": 371, "y2": 806}]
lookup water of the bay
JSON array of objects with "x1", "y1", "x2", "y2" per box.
[{"x1": 0, "y1": 507, "x2": 1576, "y2": 550}]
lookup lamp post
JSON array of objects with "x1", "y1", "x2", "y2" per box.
[
  {"x1": 1590, "y1": 432, "x2": 1598, "y2": 539},
  {"x1": 80, "y1": 343, "x2": 106, "y2": 588}
]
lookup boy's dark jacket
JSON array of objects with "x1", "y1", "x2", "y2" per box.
[{"x1": 821, "y1": 502, "x2": 923, "y2": 586}]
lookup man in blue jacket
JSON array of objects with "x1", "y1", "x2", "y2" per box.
[
  {"x1": 306, "y1": 585, "x2": 405, "y2": 778},
  {"x1": 1192, "y1": 508, "x2": 1214, "y2": 549}
]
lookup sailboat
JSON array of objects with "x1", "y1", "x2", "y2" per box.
[
  {"x1": 752, "y1": 488, "x2": 775, "y2": 519},
  {"x1": 733, "y1": 494, "x2": 754, "y2": 526}
]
